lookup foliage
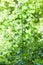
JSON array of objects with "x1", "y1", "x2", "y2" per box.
[{"x1": 0, "y1": 0, "x2": 43, "y2": 65}]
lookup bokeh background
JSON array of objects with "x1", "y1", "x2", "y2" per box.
[{"x1": 0, "y1": 0, "x2": 43, "y2": 65}]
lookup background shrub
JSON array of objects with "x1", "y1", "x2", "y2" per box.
[{"x1": 0, "y1": 0, "x2": 43, "y2": 65}]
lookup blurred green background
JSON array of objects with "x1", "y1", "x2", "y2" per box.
[{"x1": 0, "y1": 0, "x2": 43, "y2": 65}]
